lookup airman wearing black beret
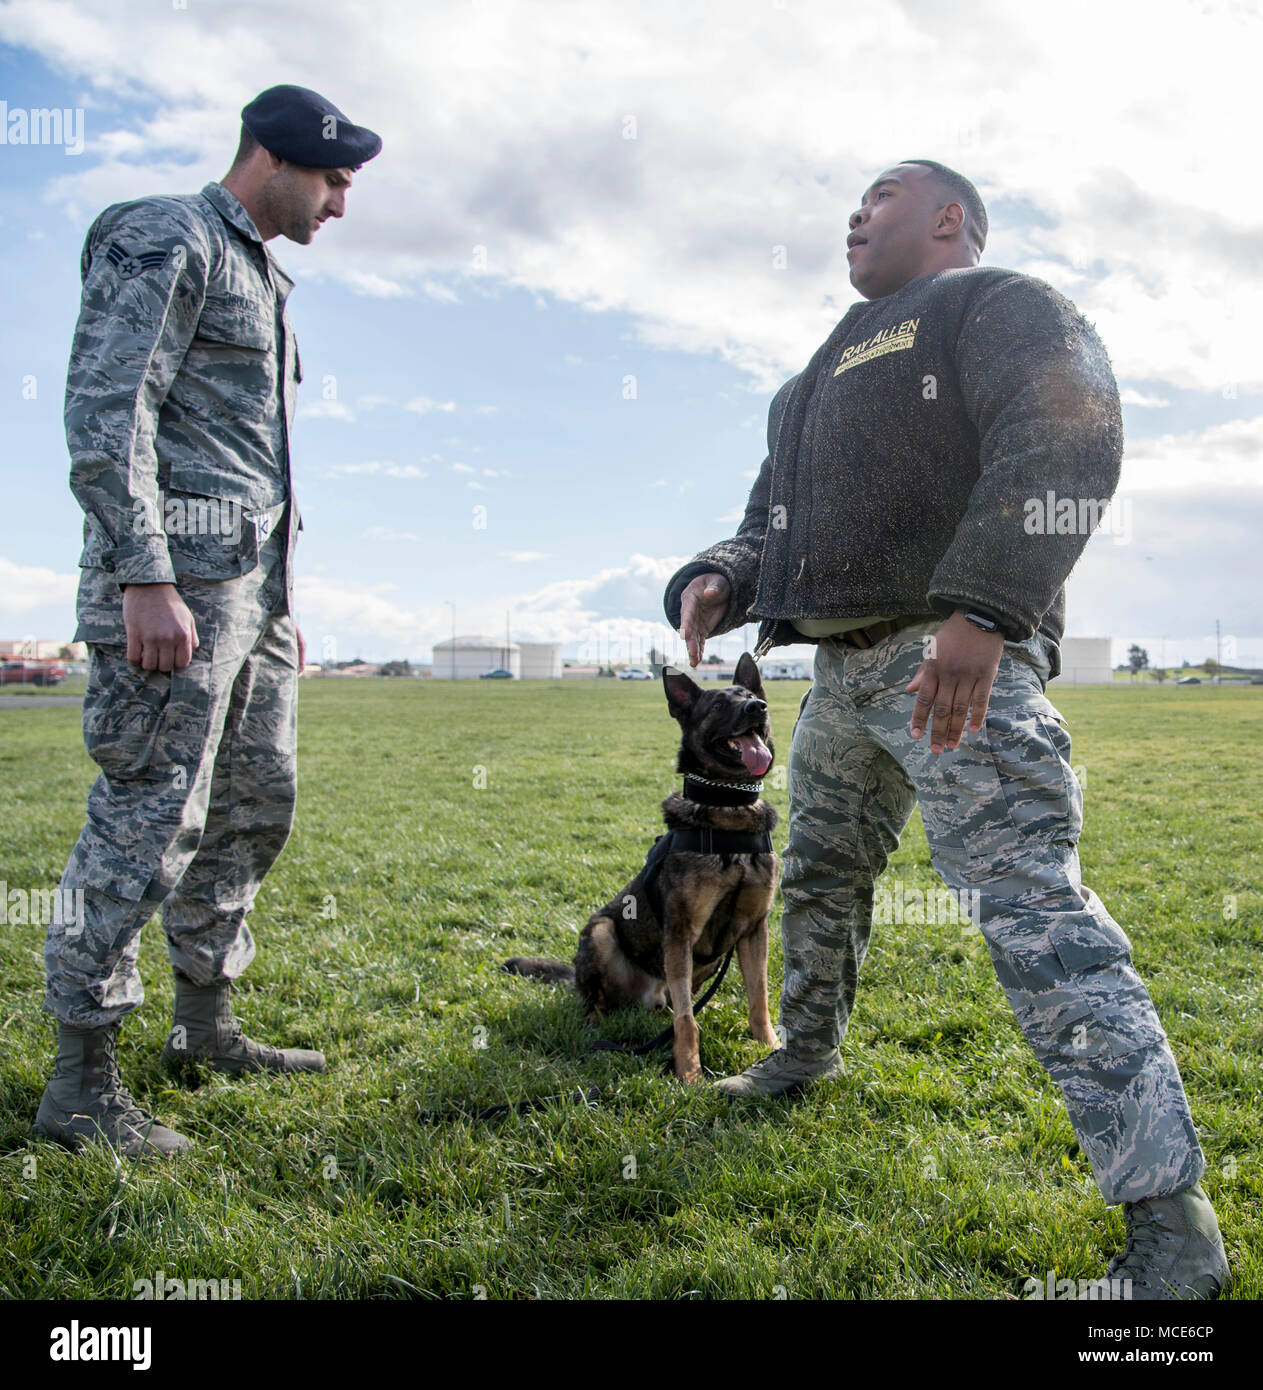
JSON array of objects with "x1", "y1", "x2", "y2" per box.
[{"x1": 34, "y1": 85, "x2": 382, "y2": 1158}]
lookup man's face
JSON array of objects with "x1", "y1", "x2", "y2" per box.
[
  {"x1": 260, "y1": 162, "x2": 353, "y2": 244},
  {"x1": 845, "y1": 164, "x2": 944, "y2": 300}
]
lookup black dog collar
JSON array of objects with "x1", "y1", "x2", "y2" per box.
[{"x1": 682, "y1": 774, "x2": 763, "y2": 807}]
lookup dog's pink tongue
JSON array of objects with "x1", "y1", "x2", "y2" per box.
[{"x1": 735, "y1": 733, "x2": 772, "y2": 776}]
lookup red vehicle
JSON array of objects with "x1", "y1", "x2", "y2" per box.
[{"x1": 0, "y1": 659, "x2": 68, "y2": 687}]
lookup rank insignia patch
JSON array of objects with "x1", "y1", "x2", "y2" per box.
[{"x1": 106, "y1": 242, "x2": 170, "y2": 279}]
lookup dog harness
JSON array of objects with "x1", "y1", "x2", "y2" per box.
[{"x1": 635, "y1": 776, "x2": 775, "y2": 950}]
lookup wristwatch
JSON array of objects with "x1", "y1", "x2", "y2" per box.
[{"x1": 959, "y1": 610, "x2": 1000, "y2": 634}]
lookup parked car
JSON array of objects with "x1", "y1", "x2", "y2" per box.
[
  {"x1": 0, "y1": 659, "x2": 68, "y2": 687},
  {"x1": 1176, "y1": 676, "x2": 1201, "y2": 685},
  {"x1": 618, "y1": 667, "x2": 654, "y2": 680},
  {"x1": 479, "y1": 668, "x2": 515, "y2": 679}
]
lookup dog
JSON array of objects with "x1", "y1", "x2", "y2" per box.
[{"x1": 504, "y1": 652, "x2": 780, "y2": 1083}]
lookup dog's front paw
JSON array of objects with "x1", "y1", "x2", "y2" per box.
[{"x1": 672, "y1": 1018, "x2": 701, "y2": 1083}]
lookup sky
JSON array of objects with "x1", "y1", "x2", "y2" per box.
[{"x1": 1, "y1": 0, "x2": 1260, "y2": 671}]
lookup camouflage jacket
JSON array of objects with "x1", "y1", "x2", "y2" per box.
[{"x1": 66, "y1": 181, "x2": 302, "y2": 638}]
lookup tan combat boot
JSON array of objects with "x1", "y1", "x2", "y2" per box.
[
  {"x1": 161, "y1": 971, "x2": 325, "y2": 1077},
  {"x1": 1106, "y1": 1183, "x2": 1231, "y2": 1300},
  {"x1": 713, "y1": 1046, "x2": 843, "y2": 1097},
  {"x1": 33, "y1": 1023, "x2": 192, "y2": 1157}
]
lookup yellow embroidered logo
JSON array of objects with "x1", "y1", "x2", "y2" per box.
[{"x1": 833, "y1": 317, "x2": 920, "y2": 376}]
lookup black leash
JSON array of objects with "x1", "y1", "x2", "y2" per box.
[
  {"x1": 415, "y1": 1086, "x2": 602, "y2": 1125},
  {"x1": 590, "y1": 945, "x2": 736, "y2": 1056}
]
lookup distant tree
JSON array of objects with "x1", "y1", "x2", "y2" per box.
[
  {"x1": 380, "y1": 660, "x2": 412, "y2": 678},
  {"x1": 1151, "y1": 666, "x2": 1168, "y2": 683},
  {"x1": 1181, "y1": 658, "x2": 1190, "y2": 668},
  {"x1": 1204, "y1": 658, "x2": 1220, "y2": 673},
  {"x1": 705, "y1": 653, "x2": 722, "y2": 664},
  {"x1": 1127, "y1": 644, "x2": 1149, "y2": 678},
  {"x1": 58, "y1": 645, "x2": 75, "y2": 660}
]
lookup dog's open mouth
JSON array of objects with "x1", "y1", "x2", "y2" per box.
[{"x1": 721, "y1": 730, "x2": 773, "y2": 777}]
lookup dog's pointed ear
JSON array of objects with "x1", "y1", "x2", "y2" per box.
[
  {"x1": 662, "y1": 666, "x2": 702, "y2": 718},
  {"x1": 733, "y1": 652, "x2": 766, "y2": 699}
]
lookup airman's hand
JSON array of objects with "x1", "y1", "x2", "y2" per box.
[
  {"x1": 906, "y1": 611, "x2": 1005, "y2": 754},
  {"x1": 122, "y1": 583, "x2": 198, "y2": 673},
  {"x1": 679, "y1": 572, "x2": 730, "y2": 667}
]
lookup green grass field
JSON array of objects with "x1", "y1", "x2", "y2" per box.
[
  {"x1": 1, "y1": 679, "x2": 1259, "y2": 1300},
  {"x1": 0, "y1": 676, "x2": 87, "y2": 697}
]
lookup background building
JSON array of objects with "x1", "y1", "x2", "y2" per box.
[
  {"x1": 1053, "y1": 637, "x2": 1113, "y2": 684},
  {"x1": 761, "y1": 659, "x2": 810, "y2": 680},
  {"x1": 432, "y1": 635, "x2": 519, "y2": 679},
  {"x1": 518, "y1": 641, "x2": 562, "y2": 679},
  {"x1": 429, "y1": 637, "x2": 563, "y2": 679}
]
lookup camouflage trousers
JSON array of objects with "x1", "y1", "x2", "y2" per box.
[
  {"x1": 45, "y1": 505, "x2": 298, "y2": 1028},
  {"x1": 780, "y1": 620, "x2": 1205, "y2": 1205}
]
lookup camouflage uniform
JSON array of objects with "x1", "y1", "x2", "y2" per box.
[
  {"x1": 781, "y1": 619, "x2": 1206, "y2": 1206},
  {"x1": 46, "y1": 182, "x2": 302, "y2": 1028}
]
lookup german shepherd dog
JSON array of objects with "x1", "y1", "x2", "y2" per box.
[{"x1": 504, "y1": 653, "x2": 779, "y2": 1083}]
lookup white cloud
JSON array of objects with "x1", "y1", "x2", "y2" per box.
[
  {"x1": 7, "y1": 0, "x2": 1258, "y2": 672},
  {"x1": 298, "y1": 400, "x2": 356, "y2": 422},
  {"x1": 341, "y1": 269, "x2": 412, "y2": 299},
  {"x1": 450, "y1": 462, "x2": 475, "y2": 473},
  {"x1": 296, "y1": 575, "x2": 440, "y2": 654},
  {"x1": 506, "y1": 553, "x2": 692, "y2": 646},
  {"x1": 1119, "y1": 415, "x2": 1263, "y2": 492},
  {"x1": 0, "y1": 557, "x2": 78, "y2": 618},
  {"x1": 363, "y1": 525, "x2": 419, "y2": 542},
  {"x1": 14, "y1": 0, "x2": 1260, "y2": 397},
  {"x1": 328, "y1": 461, "x2": 382, "y2": 476},
  {"x1": 295, "y1": 552, "x2": 695, "y2": 659},
  {"x1": 501, "y1": 550, "x2": 550, "y2": 562},
  {"x1": 290, "y1": 521, "x2": 1261, "y2": 667},
  {"x1": 327, "y1": 460, "x2": 428, "y2": 479},
  {"x1": 1065, "y1": 486, "x2": 1263, "y2": 651},
  {"x1": 420, "y1": 279, "x2": 460, "y2": 303}
]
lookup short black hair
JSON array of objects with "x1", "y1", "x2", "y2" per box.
[
  {"x1": 230, "y1": 123, "x2": 263, "y2": 170},
  {"x1": 902, "y1": 159, "x2": 987, "y2": 254}
]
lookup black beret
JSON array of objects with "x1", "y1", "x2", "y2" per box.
[{"x1": 241, "y1": 84, "x2": 381, "y2": 170}]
